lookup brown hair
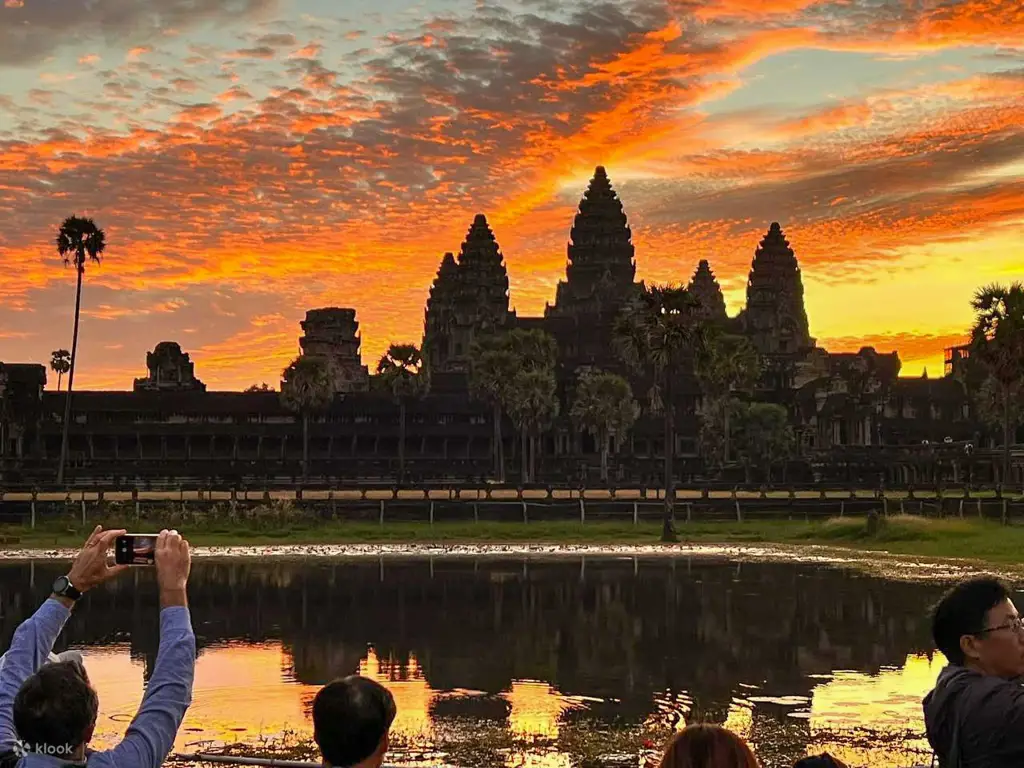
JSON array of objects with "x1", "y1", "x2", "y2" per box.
[{"x1": 658, "y1": 725, "x2": 760, "y2": 768}]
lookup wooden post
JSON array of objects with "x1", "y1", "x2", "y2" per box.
[
  {"x1": 1003, "y1": 498, "x2": 1009, "y2": 525},
  {"x1": 473, "y1": 502, "x2": 479, "y2": 524},
  {"x1": 579, "y1": 498, "x2": 585, "y2": 525},
  {"x1": 686, "y1": 502, "x2": 692, "y2": 523},
  {"x1": 429, "y1": 501, "x2": 434, "y2": 527},
  {"x1": 959, "y1": 499, "x2": 964, "y2": 518},
  {"x1": 81, "y1": 497, "x2": 86, "y2": 526},
  {"x1": 30, "y1": 492, "x2": 36, "y2": 530},
  {"x1": 330, "y1": 490, "x2": 336, "y2": 519},
  {"x1": 735, "y1": 497, "x2": 742, "y2": 522},
  {"x1": 522, "y1": 499, "x2": 528, "y2": 524},
  {"x1": 379, "y1": 499, "x2": 384, "y2": 526},
  {"x1": 840, "y1": 500, "x2": 845, "y2": 518},
  {"x1": 978, "y1": 498, "x2": 983, "y2": 518},
  {"x1": 900, "y1": 500, "x2": 905, "y2": 516},
  {"x1": 883, "y1": 495, "x2": 888, "y2": 517},
  {"x1": 633, "y1": 501, "x2": 638, "y2": 526}
]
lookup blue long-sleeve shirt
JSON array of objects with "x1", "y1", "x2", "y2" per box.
[{"x1": 0, "y1": 598, "x2": 196, "y2": 768}]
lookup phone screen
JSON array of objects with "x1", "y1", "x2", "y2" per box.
[{"x1": 114, "y1": 534, "x2": 158, "y2": 566}]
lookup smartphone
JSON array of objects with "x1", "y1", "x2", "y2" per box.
[{"x1": 114, "y1": 534, "x2": 158, "y2": 566}]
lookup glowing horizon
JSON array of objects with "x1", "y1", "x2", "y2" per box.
[{"x1": 1, "y1": 0, "x2": 1021, "y2": 390}]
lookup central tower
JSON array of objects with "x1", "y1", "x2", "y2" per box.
[{"x1": 546, "y1": 166, "x2": 637, "y2": 321}]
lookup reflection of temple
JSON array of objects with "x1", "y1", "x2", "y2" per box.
[
  {"x1": 2, "y1": 167, "x2": 1022, "y2": 486},
  {"x1": 0, "y1": 558, "x2": 950, "y2": 765}
]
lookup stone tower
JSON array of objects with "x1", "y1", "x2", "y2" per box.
[
  {"x1": 422, "y1": 252, "x2": 459, "y2": 373},
  {"x1": 688, "y1": 259, "x2": 728, "y2": 322},
  {"x1": 299, "y1": 308, "x2": 370, "y2": 392},
  {"x1": 546, "y1": 166, "x2": 637, "y2": 320},
  {"x1": 743, "y1": 222, "x2": 813, "y2": 356},
  {"x1": 134, "y1": 342, "x2": 206, "y2": 392},
  {"x1": 423, "y1": 215, "x2": 512, "y2": 374}
]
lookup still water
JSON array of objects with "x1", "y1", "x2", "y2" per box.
[{"x1": 0, "y1": 557, "x2": 965, "y2": 768}]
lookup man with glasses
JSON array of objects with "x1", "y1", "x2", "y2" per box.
[{"x1": 924, "y1": 576, "x2": 1024, "y2": 767}]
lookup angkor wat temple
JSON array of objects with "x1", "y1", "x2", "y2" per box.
[{"x1": 1, "y1": 168, "x2": 1020, "y2": 488}]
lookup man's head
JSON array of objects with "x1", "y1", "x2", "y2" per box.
[
  {"x1": 932, "y1": 576, "x2": 1024, "y2": 678},
  {"x1": 312, "y1": 676, "x2": 396, "y2": 768},
  {"x1": 13, "y1": 660, "x2": 98, "y2": 758}
]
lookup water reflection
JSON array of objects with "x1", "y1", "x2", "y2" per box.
[{"x1": 0, "y1": 557, "x2": 975, "y2": 767}]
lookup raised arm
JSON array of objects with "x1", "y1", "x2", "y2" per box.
[
  {"x1": 0, "y1": 600, "x2": 71, "y2": 751},
  {"x1": 0, "y1": 526, "x2": 127, "y2": 753},
  {"x1": 98, "y1": 530, "x2": 195, "y2": 768}
]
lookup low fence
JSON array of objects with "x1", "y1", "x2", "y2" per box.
[{"x1": 1, "y1": 485, "x2": 1023, "y2": 528}]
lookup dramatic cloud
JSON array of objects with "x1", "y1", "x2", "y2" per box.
[{"x1": 0, "y1": 0, "x2": 1021, "y2": 388}]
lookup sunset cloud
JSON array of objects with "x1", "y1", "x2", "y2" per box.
[{"x1": 0, "y1": 0, "x2": 1021, "y2": 389}]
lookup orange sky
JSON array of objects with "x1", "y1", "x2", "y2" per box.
[{"x1": 0, "y1": 0, "x2": 1022, "y2": 390}]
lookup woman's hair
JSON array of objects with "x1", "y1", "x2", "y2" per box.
[{"x1": 658, "y1": 725, "x2": 760, "y2": 768}]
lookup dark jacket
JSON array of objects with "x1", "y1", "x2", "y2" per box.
[{"x1": 924, "y1": 664, "x2": 1024, "y2": 767}]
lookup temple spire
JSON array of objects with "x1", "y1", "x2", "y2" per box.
[
  {"x1": 743, "y1": 222, "x2": 812, "y2": 356},
  {"x1": 688, "y1": 259, "x2": 727, "y2": 322},
  {"x1": 547, "y1": 166, "x2": 636, "y2": 320},
  {"x1": 423, "y1": 215, "x2": 511, "y2": 374}
]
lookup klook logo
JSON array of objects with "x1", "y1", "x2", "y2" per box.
[{"x1": 13, "y1": 740, "x2": 73, "y2": 757}]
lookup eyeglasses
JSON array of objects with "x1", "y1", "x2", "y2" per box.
[{"x1": 978, "y1": 616, "x2": 1024, "y2": 635}]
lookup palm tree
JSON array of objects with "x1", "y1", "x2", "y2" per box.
[
  {"x1": 614, "y1": 285, "x2": 709, "y2": 542},
  {"x1": 280, "y1": 356, "x2": 335, "y2": 481},
  {"x1": 469, "y1": 336, "x2": 518, "y2": 483},
  {"x1": 376, "y1": 344, "x2": 429, "y2": 484},
  {"x1": 50, "y1": 349, "x2": 71, "y2": 392},
  {"x1": 470, "y1": 329, "x2": 558, "y2": 484},
  {"x1": 55, "y1": 216, "x2": 105, "y2": 484},
  {"x1": 506, "y1": 369, "x2": 560, "y2": 483},
  {"x1": 570, "y1": 369, "x2": 639, "y2": 483},
  {"x1": 970, "y1": 282, "x2": 1024, "y2": 484},
  {"x1": 694, "y1": 331, "x2": 760, "y2": 467}
]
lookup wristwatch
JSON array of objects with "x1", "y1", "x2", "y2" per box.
[{"x1": 51, "y1": 575, "x2": 83, "y2": 602}]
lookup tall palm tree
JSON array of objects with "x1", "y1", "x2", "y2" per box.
[
  {"x1": 470, "y1": 329, "x2": 558, "y2": 484},
  {"x1": 970, "y1": 282, "x2": 1024, "y2": 484},
  {"x1": 376, "y1": 344, "x2": 429, "y2": 484},
  {"x1": 506, "y1": 368, "x2": 560, "y2": 483},
  {"x1": 280, "y1": 355, "x2": 335, "y2": 481},
  {"x1": 55, "y1": 216, "x2": 105, "y2": 484},
  {"x1": 570, "y1": 369, "x2": 638, "y2": 483},
  {"x1": 50, "y1": 349, "x2": 71, "y2": 392},
  {"x1": 469, "y1": 336, "x2": 518, "y2": 483},
  {"x1": 694, "y1": 331, "x2": 760, "y2": 466},
  {"x1": 614, "y1": 285, "x2": 709, "y2": 542}
]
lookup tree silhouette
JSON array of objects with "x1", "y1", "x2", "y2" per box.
[
  {"x1": 376, "y1": 344, "x2": 429, "y2": 484},
  {"x1": 694, "y1": 331, "x2": 760, "y2": 470},
  {"x1": 469, "y1": 336, "x2": 518, "y2": 483},
  {"x1": 570, "y1": 369, "x2": 638, "y2": 484},
  {"x1": 970, "y1": 282, "x2": 1024, "y2": 484},
  {"x1": 733, "y1": 402, "x2": 795, "y2": 483},
  {"x1": 55, "y1": 216, "x2": 105, "y2": 485},
  {"x1": 506, "y1": 369, "x2": 559, "y2": 483},
  {"x1": 280, "y1": 356, "x2": 335, "y2": 481},
  {"x1": 615, "y1": 285, "x2": 709, "y2": 542},
  {"x1": 50, "y1": 349, "x2": 71, "y2": 392}
]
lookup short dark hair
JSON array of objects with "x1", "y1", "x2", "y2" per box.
[
  {"x1": 14, "y1": 661, "x2": 98, "y2": 754},
  {"x1": 932, "y1": 576, "x2": 1011, "y2": 665},
  {"x1": 312, "y1": 676, "x2": 396, "y2": 767}
]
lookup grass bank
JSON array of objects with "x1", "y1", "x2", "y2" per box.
[{"x1": 3, "y1": 508, "x2": 1024, "y2": 565}]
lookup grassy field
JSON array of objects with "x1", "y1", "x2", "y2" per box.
[{"x1": 4, "y1": 510, "x2": 1024, "y2": 565}]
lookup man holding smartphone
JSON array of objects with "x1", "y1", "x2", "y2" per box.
[{"x1": 0, "y1": 526, "x2": 195, "y2": 768}]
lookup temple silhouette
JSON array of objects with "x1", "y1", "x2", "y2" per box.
[{"x1": 0, "y1": 167, "x2": 1020, "y2": 487}]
